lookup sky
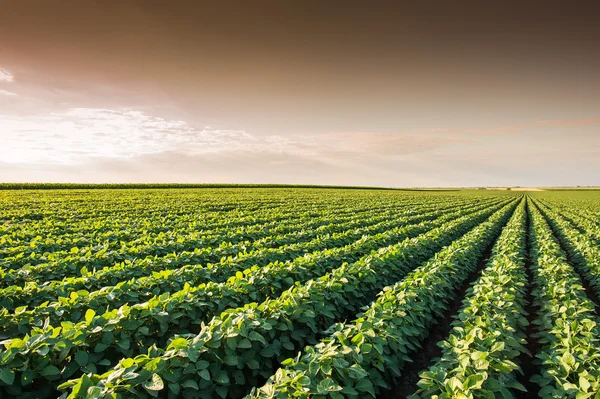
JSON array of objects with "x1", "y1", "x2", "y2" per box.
[{"x1": 0, "y1": 0, "x2": 599, "y2": 187}]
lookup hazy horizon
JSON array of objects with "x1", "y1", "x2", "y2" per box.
[{"x1": 1, "y1": 1, "x2": 599, "y2": 187}]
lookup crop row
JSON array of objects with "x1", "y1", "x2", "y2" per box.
[
  {"x1": 409, "y1": 199, "x2": 600, "y2": 398},
  {"x1": 0, "y1": 200, "x2": 416, "y2": 295},
  {"x1": 534, "y1": 198, "x2": 600, "y2": 243},
  {"x1": 0, "y1": 192, "x2": 302, "y2": 250},
  {"x1": 412, "y1": 199, "x2": 529, "y2": 398},
  {"x1": 531, "y1": 196, "x2": 600, "y2": 229},
  {"x1": 412, "y1": 199, "x2": 600, "y2": 398},
  {"x1": 0, "y1": 196, "x2": 494, "y2": 313},
  {"x1": 0, "y1": 189, "x2": 435, "y2": 247},
  {"x1": 242, "y1": 198, "x2": 519, "y2": 398},
  {"x1": 0, "y1": 197, "x2": 481, "y2": 332},
  {"x1": 0, "y1": 199, "x2": 516, "y2": 398},
  {"x1": 525, "y1": 200, "x2": 600, "y2": 397},
  {"x1": 55, "y1": 199, "x2": 519, "y2": 398},
  {"x1": 0, "y1": 199, "x2": 426, "y2": 283},
  {"x1": 533, "y1": 201, "x2": 600, "y2": 302},
  {"x1": 0, "y1": 198, "x2": 414, "y2": 260}
]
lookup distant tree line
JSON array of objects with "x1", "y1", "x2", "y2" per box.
[{"x1": 0, "y1": 183, "x2": 404, "y2": 191}]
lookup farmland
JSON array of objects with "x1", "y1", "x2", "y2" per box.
[{"x1": 0, "y1": 187, "x2": 599, "y2": 398}]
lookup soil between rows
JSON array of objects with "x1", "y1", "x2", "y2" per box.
[{"x1": 515, "y1": 198, "x2": 541, "y2": 397}]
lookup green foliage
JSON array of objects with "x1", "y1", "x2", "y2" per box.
[
  {"x1": 12, "y1": 188, "x2": 595, "y2": 398},
  {"x1": 0, "y1": 197, "x2": 476, "y2": 333},
  {"x1": 413, "y1": 201, "x2": 529, "y2": 398},
  {"x1": 0, "y1": 199, "x2": 416, "y2": 298},
  {"x1": 0, "y1": 201, "x2": 505, "y2": 397},
  {"x1": 59, "y1": 200, "x2": 518, "y2": 398},
  {"x1": 246, "y1": 199, "x2": 519, "y2": 398},
  {"x1": 525, "y1": 202, "x2": 600, "y2": 397}
]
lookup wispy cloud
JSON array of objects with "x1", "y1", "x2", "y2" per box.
[
  {"x1": 0, "y1": 69, "x2": 14, "y2": 83},
  {"x1": 0, "y1": 108, "x2": 286, "y2": 165},
  {"x1": 1, "y1": 107, "x2": 462, "y2": 167},
  {"x1": 2, "y1": 106, "x2": 597, "y2": 186},
  {"x1": 0, "y1": 90, "x2": 18, "y2": 96}
]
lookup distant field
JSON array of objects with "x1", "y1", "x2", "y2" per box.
[
  {"x1": 0, "y1": 188, "x2": 598, "y2": 398},
  {"x1": 485, "y1": 187, "x2": 545, "y2": 191}
]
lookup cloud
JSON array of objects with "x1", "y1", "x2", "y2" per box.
[
  {"x1": 1, "y1": 107, "x2": 461, "y2": 167},
  {"x1": 0, "y1": 90, "x2": 18, "y2": 96},
  {"x1": 0, "y1": 69, "x2": 14, "y2": 83},
  {"x1": 0, "y1": 108, "x2": 292, "y2": 165},
  {"x1": 0, "y1": 106, "x2": 468, "y2": 185},
  {"x1": 2, "y1": 106, "x2": 597, "y2": 186}
]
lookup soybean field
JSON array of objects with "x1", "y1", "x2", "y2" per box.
[{"x1": 0, "y1": 187, "x2": 599, "y2": 399}]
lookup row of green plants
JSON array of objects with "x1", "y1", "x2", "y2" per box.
[
  {"x1": 0, "y1": 197, "x2": 343, "y2": 256},
  {"x1": 412, "y1": 198, "x2": 600, "y2": 398},
  {"x1": 547, "y1": 202, "x2": 600, "y2": 241},
  {"x1": 533, "y1": 197, "x2": 600, "y2": 236},
  {"x1": 56, "y1": 200, "x2": 519, "y2": 399},
  {"x1": 0, "y1": 199, "x2": 514, "y2": 398},
  {"x1": 412, "y1": 200, "x2": 529, "y2": 398},
  {"x1": 531, "y1": 195, "x2": 600, "y2": 232},
  {"x1": 0, "y1": 192, "x2": 326, "y2": 255},
  {"x1": 0, "y1": 197, "x2": 488, "y2": 316},
  {"x1": 242, "y1": 198, "x2": 519, "y2": 399},
  {"x1": 0, "y1": 188, "x2": 435, "y2": 249},
  {"x1": 0, "y1": 200, "x2": 419, "y2": 285},
  {"x1": 0, "y1": 196, "x2": 418, "y2": 262},
  {"x1": 0, "y1": 202, "x2": 284, "y2": 255},
  {"x1": 534, "y1": 200, "x2": 600, "y2": 300},
  {"x1": 0, "y1": 200, "x2": 432, "y2": 310},
  {"x1": 525, "y1": 201, "x2": 600, "y2": 397},
  {"x1": 0, "y1": 198, "x2": 479, "y2": 334}
]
